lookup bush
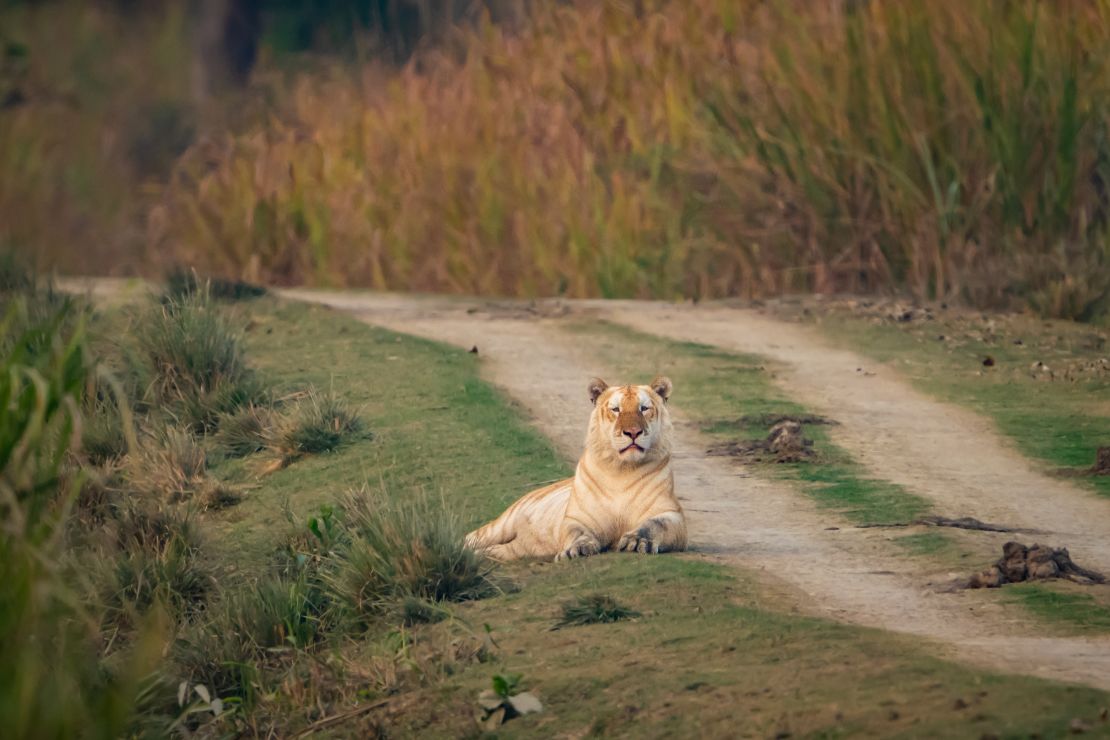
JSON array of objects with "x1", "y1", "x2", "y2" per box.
[{"x1": 325, "y1": 488, "x2": 498, "y2": 626}]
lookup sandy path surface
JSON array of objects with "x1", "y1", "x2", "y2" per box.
[
  {"x1": 599, "y1": 302, "x2": 1110, "y2": 576},
  {"x1": 287, "y1": 289, "x2": 1110, "y2": 692}
]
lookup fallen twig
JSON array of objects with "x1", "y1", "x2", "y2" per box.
[{"x1": 292, "y1": 698, "x2": 391, "y2": 738}]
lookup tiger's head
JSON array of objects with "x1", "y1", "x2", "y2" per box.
[{"x1": 585, "y1": 376, "x2": 674, "y2": 467}]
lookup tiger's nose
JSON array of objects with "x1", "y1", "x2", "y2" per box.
[{"x1": 623, "y1": 427, "x2": 642, "y2": 441}]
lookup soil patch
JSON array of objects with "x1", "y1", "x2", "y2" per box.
[
  {"x1": 859, "y1": 516, "x2": 1029, "y2": 533},
  {"x1": 707, "y1": 420, "x2": 816, "y2": 463},
  {"x1": 964, "y1": 543, "x2": 1107, "y2": 589}
]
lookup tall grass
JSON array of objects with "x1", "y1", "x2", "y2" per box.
[
  {"x1": 5, "y1": 1, "x2": 1109, "y2": 317},
  {"x1": 0, "y1": 289, "x2": 157, "y2": 738},
  {"x1": 142, "y1": 0, "x2": 1108, "y2": 317}
]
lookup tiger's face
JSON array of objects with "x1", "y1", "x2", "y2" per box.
[{"x1": 586, "y1": 376, "x2": 673, "y2": 466}]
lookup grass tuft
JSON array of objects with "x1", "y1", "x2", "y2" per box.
[
  {"x1": 215, "y1": 404, "x2": 273, "y2": 458},
  {"x1": 136, "y1": 289, "x2": 260, "y2": 431},
  {"x1": 267, "y1": 388, "x2": 362, "y2": 463},
  {"x1": 326, "y1": 487, "x2": 499, "y2": 625},
  {"x1": 553, "y1": 594, "x2": 641, "y2": 630}
]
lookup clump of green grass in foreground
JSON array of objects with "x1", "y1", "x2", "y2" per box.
[
  {"x1": 553, "y1": 594, "x2": 640, "y2": 629},
  {"x1": 325, "y1": 487, "x2": 499, "y2": 626},
  {"x1": 267, "y1": 388, "x2": 362, "y2": 464}
]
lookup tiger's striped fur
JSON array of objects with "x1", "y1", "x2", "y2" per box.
[{"x1": 465, "y1": 376, "x2": 687, "y2": 561}]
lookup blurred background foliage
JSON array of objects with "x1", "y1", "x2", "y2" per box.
[{"x1": 2, "y1": 0, "x2": 1109, "y2": 319}]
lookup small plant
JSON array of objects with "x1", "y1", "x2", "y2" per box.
[
  {"x1": 325, "y1": 487, "x2": 499, "y2": 625},
  {"x1": 476, "y1": 673, "x2": 542, "y2": 729},
  {"x1": 267, "y1": 388, "x2": 362, "y2": 465},
  {"x1": 553, "y1": 593, "x2": 641, "y2": 629}
]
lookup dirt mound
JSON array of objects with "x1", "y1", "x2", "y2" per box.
[
  {"x1": 707, "y1": 420, "x2": 815, "y2": 463},
  {"x1": 965, "y1": 542, "x2": 1106, "y2": 589}
]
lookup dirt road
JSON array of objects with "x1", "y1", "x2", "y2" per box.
[{"x1": 289, "y1": 290, "x2": 1110, "y2": 691}]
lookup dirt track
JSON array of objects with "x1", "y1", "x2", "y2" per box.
[{"x1": 287, "y1": 289, "x2": 1110, "y2": 691}]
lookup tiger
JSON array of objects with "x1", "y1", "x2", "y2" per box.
[{"x1": 465, "y1": 376, "x2": 687, "y2": 561}]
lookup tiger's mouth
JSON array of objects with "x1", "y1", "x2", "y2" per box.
[{"x1": 619, "y1": 442, "x2": 644, "y2": 454}]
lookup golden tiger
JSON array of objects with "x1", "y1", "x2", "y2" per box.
[{"x1": 465, "y1": 376, "x2": 687, "y2": 561}]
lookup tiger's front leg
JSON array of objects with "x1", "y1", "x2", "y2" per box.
[
  {"x1": 617, "y1": 511, "x2": 687, "y2": 555},
  {"x1": 554, "y1": 524, "x2": 602, "y2": 562}
]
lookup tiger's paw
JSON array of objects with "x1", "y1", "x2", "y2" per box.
[
  {"x1": 618, "y1": 530, "x2": 660, "y2": 554},
  {"x1": 555, "y1": 537, "x2": 600, "y2": 561}
]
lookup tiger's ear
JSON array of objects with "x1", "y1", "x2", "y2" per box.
[
  {"x1": 588, "y1": 377, "x2": 609, "y2": 406},
  {"x1": 650, "y1": 375, "x2": 673, "y2": 402}
]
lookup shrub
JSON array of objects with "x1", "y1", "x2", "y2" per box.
[
  {"x1": 268, "y1": 388, "x2": 362, "y2": 464},
  {"x1": 325, "y1": 487, "x2": 498, "y2": 625}
]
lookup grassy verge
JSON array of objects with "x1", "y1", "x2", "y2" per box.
[
  {"x1": 798, "y1": 304, "x2": 1110, "y2": 497},
  {"x1": 565, "y1": 321, "x2": 931, "y2": 526},
  {"x1": 19, "y1": 285, "x2": 1110, "y2": 735},
  {"x1": 408, "y1": 556, "x2": 1110, "y2": 739}
]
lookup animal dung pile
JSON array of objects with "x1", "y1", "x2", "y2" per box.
[
  {"x1": 964, "y1": 542, "x2": 1106, "y2": 589},
  {"x1": 707, "y1": 420, "x2": 815, "y2": 463}
]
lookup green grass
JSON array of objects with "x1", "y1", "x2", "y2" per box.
[
  {"x1": 893, "y1": 531, "x2": 957, "y2": 559},
  {"x1": 399, "y1": 555, "x2": 1110, "y2": 739},
  {"x1": 565, "y1": 321, "x2": 931, "y2": 526},
  {"x1": 53, "y1": 292, "x2": 1110, "y2": 736},
  {"x1": 205, "y1": 298, "x2": 571, "y2": 570},
  {"x1": 1005, "y1": 583, "x2": 1110, "y2": 635},
  {"x1": 811, "y1": 308, "x2": 1110, "y2": 497}
]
